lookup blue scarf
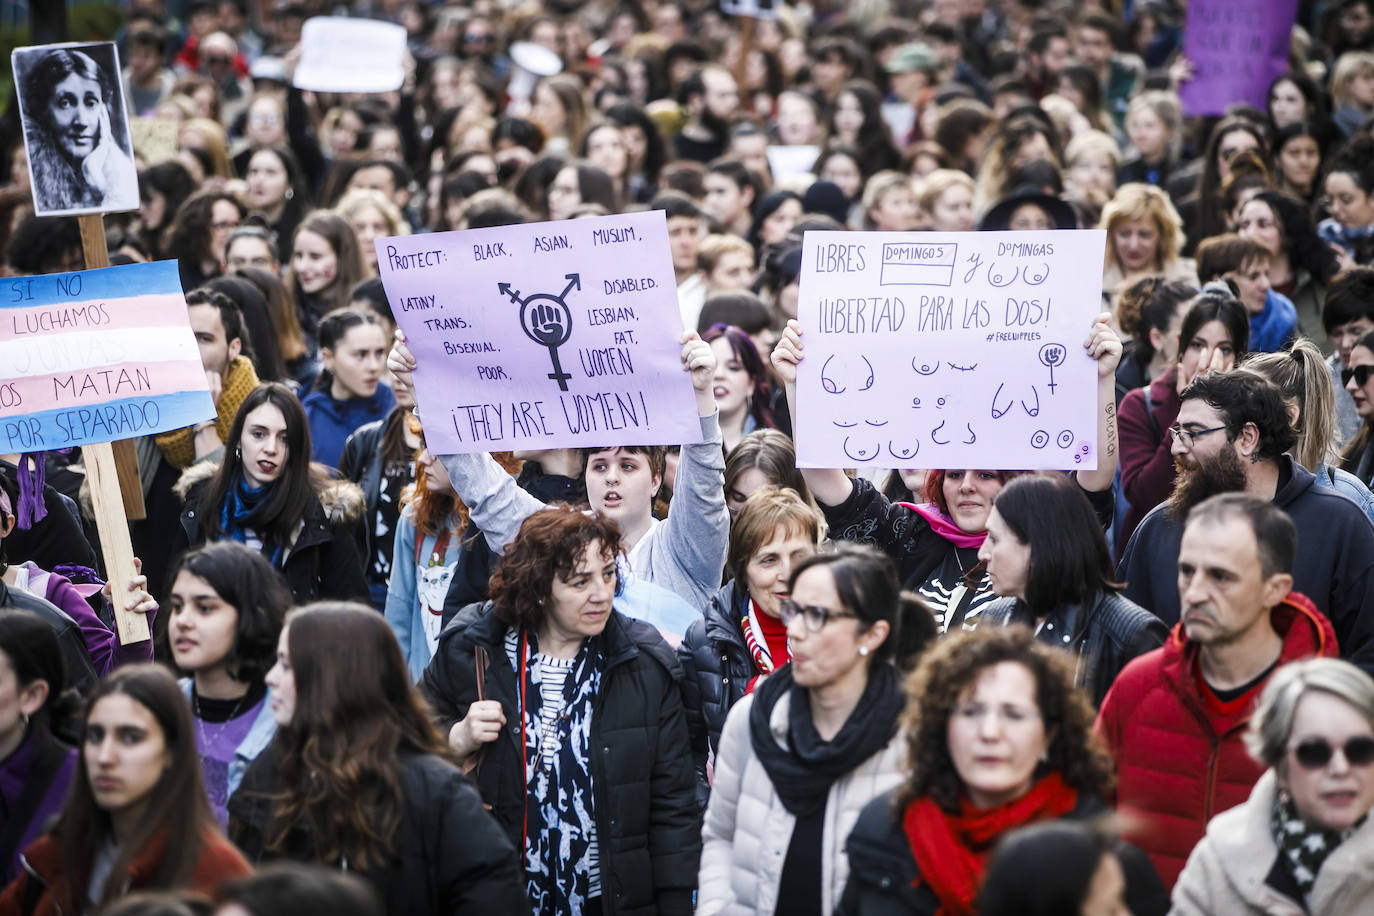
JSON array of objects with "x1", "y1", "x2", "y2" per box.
[
  {"x1": 1318, "y1": 216, "x2": 1374, "y2": 256},
  {"x1": 218, "y1": 469, "x2": 285, "y2": 566}
]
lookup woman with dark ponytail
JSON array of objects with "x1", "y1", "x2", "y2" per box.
[
  {"x1": 0, "y1": 610, "x2": 80, "y2": 883},
  {"x1": 301, "y1": 308, "x2": 394, "y2": 468}
]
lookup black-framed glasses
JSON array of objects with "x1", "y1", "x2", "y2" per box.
[
  {"x1": 1343, "y1": 365, "x2": 1374, "y2": 388},
  {"x1": 779, "y1": 599, "x2": 856, "y2": 632},
  {"x1": 1291, "y1": 736, "x2": 1374, "y2": 770},
  {"x1": 1167, "y1": 424, "x2": 1229, "y2": 450}
]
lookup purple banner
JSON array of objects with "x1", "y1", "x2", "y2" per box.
[{"x1": 1179, "y1": 0, "x2": 1299, "y2": 116}]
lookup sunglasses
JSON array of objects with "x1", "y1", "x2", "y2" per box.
[
  {"x1": 1291, "y1": 736, "x2": 1374, "y2": 769},
  {"x1": 1342, "y1": 365, "x2": 1374, "y2": 387}
]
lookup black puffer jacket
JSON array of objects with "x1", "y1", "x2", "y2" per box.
[
  {"x1": 836, "y1": 789, "x2": 1168, "y2": 916},
  {"x1": 421, "y1": 602, "x2": 700, "y2": 916},
  {"x1": 229, "y1": 743, "x2": 526, "y2": 916},
  {"x1": 677, "y1": 580, "x2": 754, "y2": 797},
  {"x1": 979, "y1": 590, "x2": 1167, "y2": 706}
]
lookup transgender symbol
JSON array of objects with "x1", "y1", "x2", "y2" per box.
[{"x1": 499, "y1": 273, "x2": 581, "y2": 391}]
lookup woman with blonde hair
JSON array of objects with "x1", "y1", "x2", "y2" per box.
[
  {"x1": 863, "y1": 171, "x2": 919, "y2": 231},
  {"x1": 1100, "y1": 183, "x2": 1198, "y2": 307},
  {"x1": 917, "y1": 169, "x2": 975, "y2": 232},
  {"x1": 530, "y1": 74, "x2": 588, "y2": 156},
  {"x1": 1118, "y1": 90, "x2": 1183, "y2": 189},
  {"x1": 179, "y1": 117, "x2": 233, "y2": 180},
  {"x1": 1331, "y1": 50, "x2": 1374, "y2": 138},
  {"x1": 1064, "y1": 130, "x2": 1122, "y2": 206},
  {"x1": 334, "y1": 188, "x2": 407, "y2": 277}
]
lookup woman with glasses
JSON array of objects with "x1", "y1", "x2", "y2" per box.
[
  {"x1": 698, "y1": 544, "x2": 935, "y2": 916},
  {"x1": 1118, "y1": 287, "x2": 1250, "y2": 551},
  {"x1": 838, "y1": 626, "x2": 1165, "y2": 915},
  {"x1": 1340, "y1": 330, "x2": 1374, "y2": 485},
  {"x1": 1172, "y1": 658, "x2": 1374, "y2": 914}
]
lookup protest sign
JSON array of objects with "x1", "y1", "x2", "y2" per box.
[
  {"x1": 795, "y1": 230, "x2": 1106, "y2": 470},
  {"x1": 294, "y1": 17, "x2": 407, "y2": 94},
  {"x1": 766, "y1": 145, "x2": 821, "y2": 181},
  {"x1": 0, "y1": 260, "x2": 215, "y2": 454},
  {"x1": 721, "y1": 0, "x2": 779, "y2": 19},
  {"x1": 376, "y1": 211, "x2": 704, "y2": 455},
  {"x1": 129, "y1": 116, "x2": 179, "y2": 165},
  {"x1": 1179, "y1": 0, "x2": 1299, "y2": 116}
]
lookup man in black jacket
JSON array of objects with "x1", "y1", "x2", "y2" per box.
[{"x1": 1118, "y1": 371, "x2": 1374, "y2": 673}]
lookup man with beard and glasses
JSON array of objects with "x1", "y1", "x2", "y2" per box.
[
  {"x1": 1117, "y1": 371, "x2": 1374, "y2": 674},
  {"x1": 1097, "y1": 494, "x2": 1339, "y2": 887},
  {"x1": 674, "y1": 66, "x2": 740, "y2": 163}
]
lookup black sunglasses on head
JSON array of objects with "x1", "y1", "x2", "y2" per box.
[
  {"x1": 1342, "y1": 365, "x2": 1374, "y2": 387},
  {"x1": 1292, "y1": 735, "x2": 1374, "y2": 769}
]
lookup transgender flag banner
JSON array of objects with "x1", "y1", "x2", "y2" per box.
[{"x1": 0, "y1": 260, "x2": 214, "y2": 453}]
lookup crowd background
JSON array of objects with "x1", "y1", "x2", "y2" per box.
[{"x1": 6, "y1": 0, "x2": 1374, "y2": 914}]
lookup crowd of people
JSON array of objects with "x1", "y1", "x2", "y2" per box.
[{"x1": 8, "y1": 0, "x2": 1374, "y2": 914}]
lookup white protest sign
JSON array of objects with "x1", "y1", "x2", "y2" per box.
[
  {"x1": 722, "y1": 0, "x2": 780, "y2": 19},
  {"x1": 375, "y1": 211, "x2": 704, "y2": 455},
  {"x1": 767, "y1": 144, "x2": 821, "y2": 180},
  {"x1": 795, "y1": 230, "x2": 1107, "y2": 470},
  {"x1": 293, "y1": 17, "x2": 406, "y2": 94}
]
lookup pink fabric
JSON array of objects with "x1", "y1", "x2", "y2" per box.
[{"x1": 898, "y1": 502, "x2": 987, "y2": 550}]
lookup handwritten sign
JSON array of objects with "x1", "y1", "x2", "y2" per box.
[
  {"x1": 795, "y1": 230, "x2": 1106, "y2": 470},
  {"x1": 294, "y1": 17, "x2": 407, "y2": 94},
  {"x1": 129, "y1": 116, "x2": 179, "y2": 165},
  {"x1": 0, "y1": 260, "x2": 214, "y2": 453},
  {"x1": 375, "y1": 211, "x2": 703, "y2": 454},
  {"x1": 722, "y1": 0, "x2": 779, "y2": 19},
  {"x1": 767, "y1": 145, "x2": 821, "y2": 181},
  {"x1": 1179, "y1": 0, "x2": 1299, "y2": 116}
]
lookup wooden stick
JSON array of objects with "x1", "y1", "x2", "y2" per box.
[
  {"x1": 76, "y1": 213, "x2": 149, "y2": 644},
  {"x1": 733, "y1": 16, "x2": 755, "y2": 91}
]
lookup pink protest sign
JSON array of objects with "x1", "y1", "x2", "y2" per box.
[
  {"x1": 375, "y1": 211, "x2": 703, "y2": 454},
  {"x1": 1179, "y1": 0, "x2": 1299, "y2": 116},
  {"x1": 794, "y1": 230, "x2": 1106, "y2": 470}
]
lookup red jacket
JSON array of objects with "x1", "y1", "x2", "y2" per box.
[
  {"x1": 0, "y1": 827, "x2": 250, "y2": 916},
  {"x1": 1094, "y1": 592, "x2": 1337, "y2": 889}
]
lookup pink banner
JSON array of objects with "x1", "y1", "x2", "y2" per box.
[
  {"x1": 0, "y1": 294, "x2": 192, "y2": 342},
  {"x1": 1, "y1": 359, "x2": 207, "y2": 414}
]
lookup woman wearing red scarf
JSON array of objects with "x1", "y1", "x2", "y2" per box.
[{"x1": 837, "y1": 626, "x2": 1167, "y2": 916}]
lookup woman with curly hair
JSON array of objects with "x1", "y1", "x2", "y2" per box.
[
  {"x1": 838, "y1": 626, "x2": 1167, "y2": 915},
  {"x1": 227, "y1": 602, "x2": 525, "y2": 915},
  {"x1": 419, "y1": 506, "x2": 700, "y2": 914},
  {"x1": 1236, "y1": 190, "x2": 1341, "y2": 345},
  {"x1": 161, "y1": 189, "x2": 245, "y2": 291}
]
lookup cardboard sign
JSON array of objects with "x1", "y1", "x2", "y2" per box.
[
  {"x1": 376, "y1": 211, "x2": 704, "y2": 454},
  {"x1": 794, "y1": 230, "x2": 1107, "y2": 470},
  {"x1": 721, "y1": 0, "x2": 780, "y2": 20},
  {"x1": 11, "y1": 41, "x2": 140, "y2": 216},
  {"x1": 0, "y1": 260, "x2": 215, "y2": 453},
  {"x1": 129, "y1": 116, "x2": 179, "y2": 165},
  {"x1": 767, "y1": 144, "x2": 821, "y2": 180},
  {"x1": 294, "y1": 17, "x2": 407, "y2": 94},
  {"x1": 1179, "y1": 0, "x2": 1299, "y2": 116}
]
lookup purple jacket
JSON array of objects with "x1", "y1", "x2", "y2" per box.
[
  {"x1": 16, "y1": 562, "x2": 155, "y2": 674},
  {"x1": 0, "y1": 730, "x2": 77, "y2": 883}
]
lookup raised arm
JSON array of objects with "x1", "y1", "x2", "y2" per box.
[
  {"x1": 1079, "y1": 312, "x2": 1123, "y2": 493},
  {"x1": 769, "y1": 320, "x2": 855, "y2": 507}
]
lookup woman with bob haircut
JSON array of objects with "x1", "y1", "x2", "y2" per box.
[
  {"x1": 678, "y1": 487, "x2": 823, "y2": 794},
  {"x1": 976, "y1": 473, "x2": 1167, "y2": 705},
  {"x1": 0, "y1": 665, "x2": 251, "y2": 913},
  {"x1": 838, "y1": 626, "x2": 1166, "y2": 915},
  {"x1": 703, "y1": 324, "x2": 780, "y2": 453},
  {"x1": 228, "y1": 602, "x2": 525, "y2": 915},
  {"x1": 173, "y1": 382, "x2": 369, "y2": 605},
  {"x1": 1172, "y1": 658, "x2": 1374, "y2": 913},
  {"x1": 420, "y1": 506, "x2": 700, "y2": 914},
  {"x1": 1100, "y1": 183, "x2": 1198, "y2": 308},
  {"x1": 167, "y1": 541, "x2": 290, "y2": 826},
  {"x1": 723, "y1": 429, "x2": 811, "y2": 519},
  {"x1": 698, "y1": 544, "x2": 936, "y2": 915}
]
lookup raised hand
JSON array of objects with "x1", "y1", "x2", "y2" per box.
[{"x1": 770, "y1": 319, "x2": 804, "y2": 386}]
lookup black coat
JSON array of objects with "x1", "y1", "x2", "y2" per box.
[
  {"x1": 980, "y1": 591, "x2": 1167, "y2": 706},
  {"x1": 420, "y1": 602, "x2": 701, "y2": 916},
  {"x1": 228, "y1": 743, "x2": 526, "y2": 916},
  {"x1": 677, "y1": 580, "x2": 753, "y2": 799},
  {"x1": 174, "y1": 465, "x2": 370, "y2": 605},
  {"x1": 836, "y1": 789, "x2": 1168, "y2": 916}
]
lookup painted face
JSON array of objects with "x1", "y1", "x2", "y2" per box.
[
  {"x1": 585, "y1": 126, "x2": 627, "y2": 180},
  {"x1": 1236, "y1": 199, "x2": 1283, "y2": 256},
  {"x1": 1177, "y1": 516, "x2": 1285, "y2": 647},
  {"x1": 169, "y1": 570, "x2": 240, "y2": 676},
  {"x1": 1126, "y1": 107, "x2": 1168, "y2": 161},
  {"x1": 942, "y1": 469, "x2": 1004, "y2": 533},
  {"x1": 1326, "y1": 171, "x2": 1374, "y2": 230},
  {"x1": 979, "y1": 507, "x2": 1031, "y2": 600},
  {"x1": 820, "y1": 154, "x2": 863, "y2": 202},
  {"x1": 545, "y1": 540, "x2": 618, "y2": 642},
  {"x1": 584, "y1": 448, "x2": 660, "y2": 528},
  {"x1": 1281, "y1": 690, "x2": 1374, "y2": 832},
  {"x1": 246, "y1": 150, "x2": 289, "y2": 211},
  {"x1": 1269, "y1": 79, "x2": 1308, "y2": 128},
  {"x1": 726, "y1": 466, "x2": 774, "y2": 518},
  {"x1": 710, "y1": 336, "x2": 752, "y2": 417},
  {"x1": 761, "y1": 198, "x2": 804, "y2": 246},
  {"x1": 84, "y1": 693, "x2": 170, "y2": 816},
  {"x1": 946, "y1": 661, "x2": 1050, "y2": 808},
  {"x1": 1068, "y1": 151, "x2": 1116, "y2": 197},
  {"x1": 1345, "y1": 344, "x2": 1374, "y2": 418},
  {"x1": 265, "y1": 624, "x2": 296, "y2": 726},
  {"x1": 1112, "y1": 218, "x2": 1160, "y2": 273},
  {"x1": 47, "y1": 72, "x2": 103, "y2": 162},
  {"x1": 927, "y1": 184, "x2": 975, "y2": 233},
  {"x1": 324, "y1": 322, "x2": 387, "y2": 400},
  {"x1": 870, "y1": 186, "x2": 918, "y2": 232},
  {"x1": 744, "y1": 524, "x2": 816, "y2": 619},
  {"x1": 704, "y1": 174, "x2": 749, "y2": 226},
  {"x1": 1277, "y1": 135, "x2": 1321, "y2": 191},
  {"x1": 225, "y1": 236, "x2": 275, "y2": 273},
  {"x1": 188, "y1": 302, "x2": 238, "y2": 379},
  {"x1": 291, "y1": 229, "x2": 339, "y2": 296},
  {"x1": 708, "y1": 250, "x2": 754, "y2": 292},
  {"x1": 238, "y1": 403, "x2": 289, "y2": 488},
  {"x1": 784, "y1": 565, "x2": 880, "y2": 689},
  {"x1": 348, "y1": 204, "x2": 389, "y2": 271}
]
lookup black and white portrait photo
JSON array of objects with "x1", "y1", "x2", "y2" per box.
[{"x1": 12, "y1": 42, "x2": 139, "y2": 216}]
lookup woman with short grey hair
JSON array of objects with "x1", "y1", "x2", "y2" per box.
[{"x1": 1171, "y1": 658, "x2": 1374, "y2": 914}]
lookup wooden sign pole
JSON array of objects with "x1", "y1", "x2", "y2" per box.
[{"x1": 76, "y1": 213, "x2": 149, "y2": 644}]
